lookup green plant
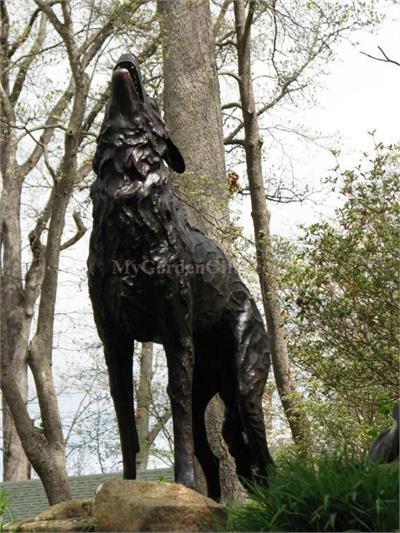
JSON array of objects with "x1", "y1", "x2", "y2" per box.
[
  {"x1": 226, "y1": 455, "x2": 399, "y2": 532},
  {"x1": 0, "y1": 491, "x2": 13, "y2": 532},
  {"x1": 280, "y1": 143, "x2": 400, "y2": 451}
]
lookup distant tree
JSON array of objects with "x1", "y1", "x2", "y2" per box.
[
  {"x1": 282, "y1": 142, "x2": 400, "y2": 451},
  {"x1": 135, "y1": 342, "x2": 172, "y2": 473}
]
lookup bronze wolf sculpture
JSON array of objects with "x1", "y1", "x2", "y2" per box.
[{"x1": 88, "y1": 53, "x2": 274, "y2": 501}]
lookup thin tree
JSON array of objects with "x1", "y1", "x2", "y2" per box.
[{"x1": 232, "y1": 0, "x2": 310, "y2": 444}]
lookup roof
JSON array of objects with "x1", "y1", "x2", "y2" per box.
[{"x1": 0, "y1": 468, "x2": 173, "y2": 522}]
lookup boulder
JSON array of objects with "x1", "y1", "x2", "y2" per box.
[
  {"x1": 34, "y1": 499, "x2": 92, "y2": 521},
  {"x1": 6, "y1": 480, "x2": 226, "y2": 532},
  {"x1": 7, "y1": 499, "x2": 95, "y2": 532},
  {"x1": 14, "y1": 517, "x2": 95, "y2": 532},
  {"x1": 93, "y1": 479, "x2": 226, "y2": 532}
]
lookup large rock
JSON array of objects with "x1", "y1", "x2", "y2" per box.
[
  {"x1": 13, "y1": 517, "x2": 94, "y2": 532},
  {"x1": 6, "y1": 480, "x2": 226, "y2": 532},
  {"x1": 93, "y1": 479, "x2": 226, "y2": 532},
  {"x1": 7, "y1": 499, "x2": 95, "y2": 532}
]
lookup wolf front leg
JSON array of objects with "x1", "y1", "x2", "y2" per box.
[
  {"x1": 164, "y1": 333, "x2": 196, "y2": 490},
  {"x1": 104, "y1": 336, "x2": 139, "y2": 479}
]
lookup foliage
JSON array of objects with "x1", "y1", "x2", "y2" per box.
[
  {"x1": 0, "y1": 491, "x2": 12, "y2": 532},
  {"x1": 226, "y1": 454, "x2": 399, "y2": 532},
  {"x1": 281, "y1": 142, "x2": 400, "y2": 451}
]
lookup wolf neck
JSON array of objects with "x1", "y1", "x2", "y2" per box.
[{"x1": 91, "y1": 135, "x2": 184, "y2": 253}]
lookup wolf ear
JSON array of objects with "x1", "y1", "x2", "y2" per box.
[{"x1": 163, "y1": 137, "x2": 186, "y2": 174}]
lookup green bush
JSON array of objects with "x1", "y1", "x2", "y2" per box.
[
  {"x1": 227, "y1": 455, "x2": 399, "y2": 532},
  {"x1": 280, "y1": 143, "x2": 400, "y2": 452}
]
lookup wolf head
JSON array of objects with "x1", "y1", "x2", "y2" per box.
[{"x1": 92, "y1": 54, "x2": 185, "y2": 199}]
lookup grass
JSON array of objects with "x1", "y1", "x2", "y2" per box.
[{"x1": 226, "y1": 455, "x2": 399, "y2": 532}]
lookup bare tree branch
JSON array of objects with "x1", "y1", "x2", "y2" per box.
[
  {"x1": 64, "y1": 378, "x2": 96, "y2": 446},
  {"x1": 148, "y1": 409, "x2": 171, "y2": 444},
  {"x1": 16, "y1": 123, "x2": 68, "y2": 142},
  {"x1": 24, "y1": 190, "x2": 54, "y2": 314},
  {"x1": 0, "y1": 80, "x2": 14, "y2": 121},
  {"x1": 0, "y1": 0, "x2": 10, "y2": 57},
  {"x1": 224, "y1": 138, "x2": 245, "y2": 146},
  {"x1": 360, "y1": 46, "x2": 400, "y2": 68},
  {"x1": 20, "y1": 125, "x2": 59, "y2": 182},
  {"x1": 33, "y1": 0, "x2": 81, "y2": 80},
  {"x1": 60, "y1": 210, "x2": 87, "y2": 251},
  {"x1": 224, "y1": 80, "x2": 306, "y2": 144},
  {"x1": 7, "y1": 0, "x2": 61, "y2": 58},
  {"x1": 82, "y1": 84, "x2": 110, "y2": 134},
  {"x1": 221, "y1": 101, "x2": 241, "y2": 110},
  {"x1": 242, "y1": 0, "x2": 255, "y2": 47},
  {"x1": 10, "y1": 15, "x2": 47, "y2": 103},
  {"x1": 18, "y1": 78, "x2": 74, "y2": 178},
  {"x1": 81, "y1": 22, "x2": 113, "y2": 68},
  {"x1": 218, "y1": 70, "x2": 241, "y2": 83},
  {"x1": 82, "y1": 0, "x2": 148, "y2": 69},
  {"x1": 213, "y1": 0, "x2": 232, "y2": 38},
  {"x1": 75, "y1": 160, "x2": 93, "y2": 186}
]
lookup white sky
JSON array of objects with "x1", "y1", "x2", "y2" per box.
[{"x1": 264, "y1": 5, "x2": 400, "y2": 237}]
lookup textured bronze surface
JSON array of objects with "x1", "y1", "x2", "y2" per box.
[
  {"x1": 368, "y1": 403, "x2": 399, "y2": 463},
  {"x1": 88, "y1": 54, "x2": 274, "y2": 501}
]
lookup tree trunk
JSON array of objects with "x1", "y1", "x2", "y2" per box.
[
  {"x1": 233, "y1": 0, "x2": 310, "y2": 446},
  {"x1": 135, "y1": 342, "x2": 172, "y2": 472},
  {"x1": 0, "y1": 6, "x2": 88, "y2": 498},
  {"x1": 0, "y1": 177, "x2": 30, "y2": 483},
  {"x1": 158, "y1": 0, "x2": 244, "y2": 502},
  {"x1": 2, "y1": 394, "x2": 30, "y2": 480},
  {"x1": 158, "y1": 0, "x2": 230, "y2": 242},
  {"x1": 0, "y1": 172, "x2": 70, "y2": 503},
  {"x1": 0, "y1": 180, "x2": 29, "y2": 483},
  {"x1": 0, "y1": 35, "x2": 30, "y2": 479}
]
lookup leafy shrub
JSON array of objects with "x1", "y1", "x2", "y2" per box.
[
  {"x1": 280, "y1": 143, "x2": 400, "y2": 452},
  {"x1": 227, "y1": 455, "x2": 399, "y2": 532}
]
